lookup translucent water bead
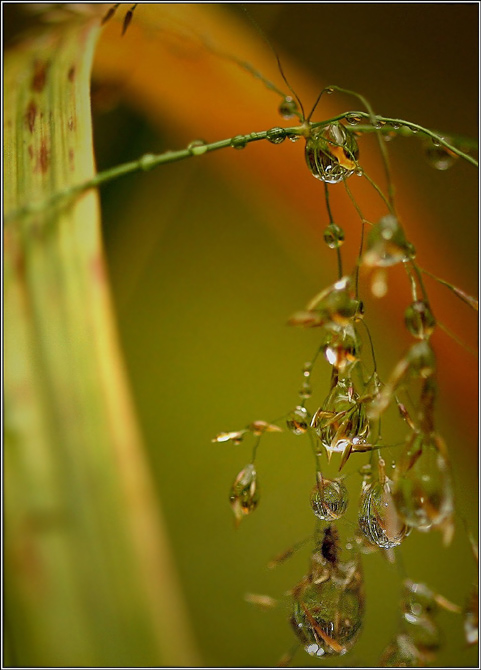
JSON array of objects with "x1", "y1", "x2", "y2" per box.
[
  {"x1": 322, "y1": 324, "x2": 361, "y2": 370},
  {"x1": 358, "y1": 459, "x2": 407, "y2": 549},
  {"x1": 229, "y1": 464, "x2": 259, "y2": 525},
  {"x1": 290, "y1": 539, "x2": 364, "y2": 657},
  {"x1": 393, "y1": 433, "x2": 454, "y2": 532},
  {"x1": 305, "y1": 122, "x2": 359, "y2": 184},
  {"x1": 311, "y1": 378, "x2": 369, "y2": 455},
  {"x1": 308, "y1": 276, "x2": 360, "y2": 328},
  {"x1": 464, "y1": 585, "x2": 479, "y2": 645},
  {"x1": 379, "y1": 634, "x2": 422, "y2": 667},
  {"x1": 363, "y1": 214, "x2": 412, "y2": 267},
  {"x1": 278, "y1": 96, "x2": 298, "y2": 119},
  {"x1": 323, "y1": 223, "x2": 345, "y2": 249},
  {"x1": 286, "y1": 406, "x2": 310, "y2": 435},
  {"x1": 404, "y1": 300, "x2": 436, "y2": 339},
  {"x1": 310, "y1": 476, "x2": 349, "y2": 521}
]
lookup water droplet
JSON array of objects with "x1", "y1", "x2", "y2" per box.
[
  {"x1": 278, "y1": 96, "x2": 298, "y2": 119},
  {"x1": 393, "y1": 433, "x2": 454, "y2": 531},
  {"x1": 404, "y1": 301, "x2": 436, "y2": 339},
  {"x1": 187, "y1": 139, "x2": 207, "y2": 156},
  {"x1": 323, "y1": 223, "x2": 345, "y2": 249},
  {"x1": 411, "y1": 127, "x2": 418, "y2": 134},
  {"x1": 402, "y1": 614, "x2": 441, "y2": 657},
  {"x1": 359, "y1": 473, "x2": 408, "y2": 549},
  {"x1": 286, "y1": 406, "x2": 310, "y2": 435},
  {"x1": 374, "y1": 117, "x2": 387, "y2": 129},
  {"x1": 354, "y1": 166, "x2": 363, "y2": 176},
  {"x1": 310, "y1": 477, "x2": 349, "y2": 520},
  {"x1": 392, "y1": 122, "x2": 401, "y2": 130},
  {"x1": 305, "y1": 276, "x2": 359, "y2": 328},
  {"x1": 325, "y1": 86, "x2": 334, "y2": 94},
  {"x1": 464, "y1": 585, "x2": 479, "y2": 645},
  {"x1": 288, "y1": 133, "x2": 300, "y2": 143},
  {"x1": 322, "y1": 324, "x2": 360, "y2": 371},
  {"x1": 305, "y1": 123, "x2": 359, "y2": 184},
  {"x1": 290, "y1": 543, "x2": 364, "y2": 657},
  {"x1": 371, "y1": 268, "x2": 388, "y2": 298},
  {"x1": 380, "y1": 634, "x2": 421, "y2": 667},
  {"x1": 404, "y1": 241, "x2": 417, "y2": 260},
  {"x1": 424, "y1": 140, "x2": 458, "y2": 170},
  {"x1": 363, "y1": 214, "x2": 412, "y2": 267},
  {"x1": 402, "y1": 581, "x2": 438, "y2": 619},
  {"x1": 266, "y1": 127, "x2": 287, "y2": 144},
  {"x1": 231, "y1": 135, "x2": 247, "y2": 150},
  {"x1": 311, "y1": 378, "x2": 369, "y2": 455},
  {"x1": 229, "y1": 464, "x2": 259, "y2": 524},
  {"x1": 407, "y1": 340, "x2": 436, "y2": 378},
  {"x1": 346, "y1": 113, "x2": 362, "y2": 126},
  {"x1": 302, "y1": 362, "x2": 312, "y2": 376},
  {"x1": 299, "y1": 382, "x2": 312, "y2": 399}
]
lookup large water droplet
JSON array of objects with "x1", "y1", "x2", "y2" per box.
[
  {"x1": 311, "y1": 378, "x2": 369, "y2": 455},
  {"x1": 305, "y1": 123, "x2": 359, "y2": 184},
  {"x1": 286, "y1": 406, "x2": 310, "y2": 435},
  {"x1": 229, "y1": 464, "x2": 259, "y2": 524},
  {"x1": 393, "y1": 433, "x2": 454, "y2": 531},
  {"x1": 363, "y1": 215, "x2": 411, "y2": 267},
  {"x1": 405, "y1": 301, "x2": 436, "y2": 339},
  {"x1": 323, "y1": 223, "x2": 345, "y2": 249},
  {"x1": 359, "y1": 477, "x2": 407, "y2": 549},
  {"x1": 310, "y1": 476, "x2": 349, "y2": 520},
  {"x1": 266, "y1": 127, "x2": 287, "y2": 144},
  {"x1": 407, "y1": 340, "x2": 436, "y2": 378},
  {"x1": 278, "y1": 96, "x2": 298, "y2": 119},
  {"x1": 306, "y1": 276, "x2": 359, "y2": 329},
  {"x1": 290, "y1": 544, "x2": 364, "y2": 657},
  {"x1": 322, "y1": 324, "x2": 360, "y2": 370},
  {"x1": 424, "y1": 139, "x2": 458, "y2": 170}
]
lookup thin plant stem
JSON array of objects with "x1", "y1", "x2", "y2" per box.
[
  {"x1": 323, "y1": 182, "x2": 343, "y2": 278},
  {"x1": 419, "y1": 267, "x2": 478, "y2": 311}
]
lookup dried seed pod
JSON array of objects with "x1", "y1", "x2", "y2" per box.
[
  {"x1": 310, "y1": 476, "x2": 349, "y2": 521},
  {"x1": 305, "y1": 122, "x2": 359, "y2": 184},
  {"x1": 229, "y1": 464, "x2": 259, "y2": 525}
]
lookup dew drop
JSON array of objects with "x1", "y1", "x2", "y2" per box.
[
  {"x1": 392, "y1": 122, "x2": 401, "y2": 130},
  {"x1": 311, "y1": 378, "x2": 369, "y2": 454},
  {"x1": 302, "y1": 362, "x2": 312, "y2": 376},
  {"x1": 290, "y1": 548, "x2": 364, "y2": 657},
  {"x1": 354, "y1": 166, "x2": 363, "y2": 176},
  {"x1": 404, "y1": 300, "x2": 436, "y2": 339},
  {"x1": 346, "y1": 113, "x2": 362, "y2": 126},
  {"x1": 323, "y1": 223, "x2": 345, "y2": 249},
  {"x1": 464, "y1": 585, "x2": 479, "y2": 645},
  {"x1": 278, "y1": 96, "x2": 298, "y2": 119},
  {"x1": 310, "y1": 477, "x2": 349, "y2": 520},
  {"x1": 229, "y1": 464, "x2": 259, "y2": 524},
  {"x1": 380, "y1": 634, "x2": 421, "y2": 667},
  {"x1": 374, "y1": 117, "x2": 387, "y2": 129},
  {"x1": 306, "y1": 275, "x2": 359, "y2": 328},
  {"x1": 363, "y1": 214, "x2": 412, "y2": 267},
  {"x1": 358, "y1": 479, "x2": 407, "y2": 549},
  {"x1": 424, "y1": 140, "x2": 458, "y2": 170},
  {"x1": 266, "y1": 126, "x2": 287, "y2": 144},
  {"x1": 286, "y1": 406, "x2": 310, "y2": 435},
  {"x1": 230, "y1": 135, "x2": 247, "y2": 150},
  {"x1": 187, "y1": 139, "x2": 207, "y2": 156},
  {"x1": 288, "y1": 134, "x2": 300, "y2": 143},
  {"x1": 305, "y1": 123, "x2": 359, "y2": 184},
  {"x1": 322, "y1": 324, "x2": 360, "y2": 371},
  {"x1": 325, "y1": 86, "x2": 334, "y2": 94},
  {"x1": 393, "y1": 433, "x2": 454, "y2": 531},
  {"x1": 299, "y1": 382, "x2": 312, "y2": 399}
]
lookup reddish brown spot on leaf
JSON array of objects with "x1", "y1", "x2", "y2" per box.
[
  {"x1": 37, "y1": 141, "x2": 50, "y2": 174},
  {"x1": 68, "y1": 65, "x2": 76, "y2": 82},
  {"x1": 25, "y1": 100, "x2": 37, "y2": 133},
  {"x1": 31, "y1": 60, "x2": 49, "y2": 93}
]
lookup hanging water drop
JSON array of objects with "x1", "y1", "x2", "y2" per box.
[
  {"x1": 463, "y1": 585, "x2": 479, "y2": 645},
  {"x1": 345, "y1": 113, "x2": 362, "y2": 126},
  {"x1": 187, "y1": 139, "x2": 207, "y2": 156},
  {"x1": 286, "y1": 406, "x2": 310, "y2": 435},
  {"x1": 278, "y1": 96, "x2": 298, "y2": 119},
  {"x1": 266, "y1": 127, "x2": 287, "y2": 144},
  {"x1": 229, "y1": 463, "x2": 259, "y2": 525},
  {"x1": 358, "y1": 459, "x2": 408, "y2": 549},
  {"x1": 393, "y1": 433, "x2": 454, "y2": 532},
  {"x1": 322, "y1": 324, "x2": 360, "y2": 371},
  {"x1": 305, "y1": 123, "x2": 359, "y2": 184},
  {"x1": 310, "y1": 476, "x2": 349, "y2": 520},
  {"x1": 363, "y1": 214, "x2": 412, "y2": 267},
  {"x1": 424, "y1": 139, "x2": 458, "y2": 170},
  {"x1": 407, "y1": 340, "x2": 436, "y2": 378},
  {"x1": 323, "y1": 223, "x2": 345, "y2": 249},
  {"x1": 404, "y1": 300, "x2": 436, "y2": 339},
  {"x1": 299, "y1": 382, "x2": 312, "y2": 399},
  {"x1": 290, "y1": 537, "x2": 364, "y2": 657},
  {"x1": 231, "y1": 135, "x2": 247, "y2": 150},
  {"x1": 305, "y1": 276, "x2": 359, "y2": 329},
  {"x1": 311, "y1": 378, "x2": 369, "y2": 456}
]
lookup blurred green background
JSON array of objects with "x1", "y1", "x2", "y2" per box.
[
  {"x1": 6, "y1": 3, "x2": 478, "y2": 667},
  {"x1": 94, "y1": 4, "x2": 478, "y2": 667}
]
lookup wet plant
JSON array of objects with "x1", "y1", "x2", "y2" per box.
[{"x1": 4, "y1": 4, "x2": 478, "y2": 668}]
